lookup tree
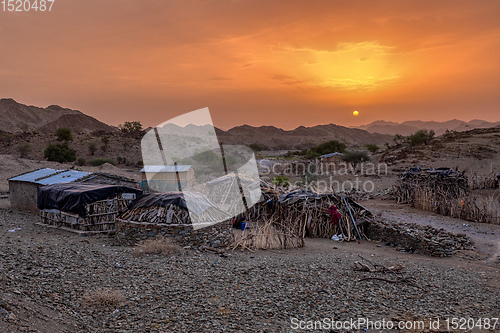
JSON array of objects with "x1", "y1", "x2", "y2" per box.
[
  {"x1": 118, "y1": 121, "x2": 143, "y2": 133},
  {"x1": 88, "y1": 141, "x2": 97, "y2": 155},
  {"x1": 56, "y1": 127, "x2": 73, "y2": 142},
  {"x1": 249, "y1": 143, "x2": 264, "y2": 152},
  {"x1": 17, "y1": 143, "x2": 32, "y2": 158},
  {"x1": 342, "y1": 150, "x2": 371, "y2": 168},
  {"x1": 393, "y1": 134, "x2": 405, "y2": 146},
  {"x1": 44, "y1": 143, "x2": 76, "y2": 163},
  {"x1": 101, "y1": 135, "x2": 110, "y2": 152},
  {"x1": 407, "y1": 129, "x2": 435, "y2": 146},
  {"x1": 365, "y1": 144, "x2": 379, "y2": 154}
]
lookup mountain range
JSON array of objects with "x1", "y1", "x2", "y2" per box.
[
  {"x1": 2, "y1": 98, "x2": 499, "y2": 150},
  {"x1": 355, "y1": 119, "x2": 500, "y2": 136},
  {"x1": 0, "y1": 98, "x2": 115, "y2": 134}
]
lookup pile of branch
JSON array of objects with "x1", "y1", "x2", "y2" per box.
[
  {"x1": 236, "y1": 185, "x2": 373, "y2": 241},
  {"x1": 232, "y1": 220, "x2": 304, "y2": 250},
  {"x1": 394, "y1": 167, "x2": 498, "y2": 224},
  {"x1": 118, "y1": 204, "x2": 229, "y2": 226},
  {"x1": 354, "y1": 255, "x2": 425, "y2": 291}
]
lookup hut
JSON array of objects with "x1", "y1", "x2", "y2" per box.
[
  {"x1": 38, "y1": 183, "x2": 142, "y2": 234},
  {"x1": 319, "y1": 152, "x2": 344, "y2": 173},
  {"x1": 140, "y1": 165, "x2": 194, "y2": 192},
  {"x1": 116, "y1": 192, "x2": 233, "y2": 248},
  {"x1": 8, "y1": 168, "x2": 139, "y2": 211},
  {"x1": 8, "y1": 168, "x2": 92, "y2": 211}
]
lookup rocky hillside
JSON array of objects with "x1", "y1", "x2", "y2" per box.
[
  {"x1": 356, "y1": 119, "x2": 500, "y2": 136},
  {"x1": 0, "y1": 98, "x2": 116, "y2": 134},
  {"x1": 217, "y1": 123, "x2": 393, "y2": 149}
]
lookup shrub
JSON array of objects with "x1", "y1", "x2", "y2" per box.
[
  {"x1": 118, "y1": 121, "x2": 143, "y2": 133},
  {"x1": 44, "y1": 143, "x2": 76, "y2": 163},
  {"x1": 88, "y1": 158, "x2": 116, "y2": 166},
  {"x1": 82, "y1": 289, "x2": 125, "y2": 309},
  {"x1": 299, "y1": 140, "x2": 346, "y2": 159},
  {"x1": 116, "y1": 156, "x2": 126, "y2": 164},
  {"x1": 1, "y1": 133, "x2": 13, "y2": 145},
  {"x1": 342, "y1": 150, "x2": 371, "y2": 168},
  {"x1": 131, "y1": 238, "x2": 181, "y2": 257},
  {"x1": 407, "y1": 130, "x2": 435, "y2": 146},
  {"x1": 249, "y1": 143, "x2": 264, "y2": 152},
  {"x1": 17, "y1": 143, "x2": 32, "y2": 158},
  {"x1": 393, "y1": 133, "x2": 405, "y2": 146},
  {"x1": 56, "y1": 127, "x2": 73, "y2": 142},
  {"x1": 88, "y1": 142, "x2": 97, "y2": 155},
  {"x1": 272, "y1": 175, "x2": 290, "y2": 187},
  {"x1": 365, "y1": 144, "x2": 379, "y2": 154},
  {"x1": 76, "y1": 157, "x2": 86, "y2": 166}
]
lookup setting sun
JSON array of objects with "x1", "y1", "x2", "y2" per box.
[{"x1": 353, "y1": 110, "x2": 359, "y2": 116}]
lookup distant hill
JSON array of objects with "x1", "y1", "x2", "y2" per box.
[
  {"x1": 216, "y1": 123, "x2": 393, "y2": 149},
  {"x1": 355, "y1": 119, "x2": 500, "y2": 136},
  {"x1": 0, "y1": 98, "x2": 116, "y2": 134}
]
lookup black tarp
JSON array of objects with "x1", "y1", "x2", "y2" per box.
[
  {"x1": 127, "y1": 192, "x2": 218, "y2": 216},
  {"x1": 38, "y1": 183, "x2": 142, "y2": 217},
  {"x1": 278, "y1": 189, "x2": 323, "y2": 205}
]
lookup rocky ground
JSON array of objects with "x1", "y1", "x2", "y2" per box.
[{"x1": 1, "y1": 197, "x2": 499, "y2": 332}]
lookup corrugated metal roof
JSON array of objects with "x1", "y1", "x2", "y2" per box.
[
  {"x1": 320, "y1": 152, "x2": 344, "y2": 158},
  {"x1": 8, "y1": 168, "x2": 60, "y2": 183},
  {"x1": 38, "y1": 170, "x2": 91, "y2": 185},
  {"x1": 8, "y1": 168, "x2": 91, "y2": 185},
  {"x1": 141, "y1": 165, "x2": 192, "y2": 173}
]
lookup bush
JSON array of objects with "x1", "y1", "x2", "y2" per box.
[
  {"x1": 88, "y1": 158, "x2": 116, "y2": 166},
  {"x1": 116, "y1": 156, "x2": 127, "y2": 164},
  {"x1": 342, "y1": 150, "x2": 370, "y2": 168},
  {"x1": 249, "y1": 143, "x2": 264, "y2": 152},
  {"x1": 44, "y1": 143, "x2": 76, "y2": 163},
  {"x1": 118, "y1": 121, "x2": 143, "y2": 133},
  {"x1": 272, "y1": 175, "x2": 290, "y2": 187},
  {"x1": 298, "y1": 140, "x2": 347, "y2": 159},
  {"x1": 17, "y1": 143, "x2": 32, "y2": 158},
  {"x1": 365, "y1": 144, "x2": 379, "y2": 154},
  {"x1": 56, "y1": 127, "x2": 73, "y2": 142},
  {"x1": 88, "y1": 142, "x2": 97, "y2": 155},
  {"x1": 76, "y1": 157, "x2": 86, "y2": 166},
  {"x1": 407, "y1": 130, "x2": 435, "y2": 146},
  {"x1": 82, "y1": 289, "x2": 125, "y2": 309},
  {"x1": 131, "y1": 238, "x2": 181, "y2": 257}
]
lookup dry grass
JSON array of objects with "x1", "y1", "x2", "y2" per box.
[
  {"x1": 131, "y1": 237, "x2": 181, "y2": 257},
  {"x1": 82, "y1": 289, "x2": 125, "y2": 309}
]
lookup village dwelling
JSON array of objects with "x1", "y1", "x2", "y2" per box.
[
  {"x1": 8, "y1": 168, "x2": 138, "y2": 211},
  {"x1": 140, "y1": 165, "x2": 194, "y2": 192},
  {"x1": 319, "y1": 152, "x2": 344, "y2": 173},
  {"x1": 38, "y1": 183, "x2": 142, "y2": 234}
]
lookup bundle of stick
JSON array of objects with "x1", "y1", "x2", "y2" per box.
[
  {"x1": 394, "y1": 168, "x2": 498, "y2": 223},
  {"x1": 232, "y1": 220, "x2": 304, "y2": 250},
  {"x1": 39, "y1": 194, "x2": 133, "y2": 232},
  {"x1": 236, "y1": 186, "x2": 372, "y2": 241},
  {"x1": 118, "y1": 204, "x2": 229, "y2": 226}
]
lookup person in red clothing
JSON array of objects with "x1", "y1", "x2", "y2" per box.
[{"x1": 329, "y1": 205, "x2": 341, "y2": 225}]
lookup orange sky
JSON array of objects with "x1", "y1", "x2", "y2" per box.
[{"x1": 1, "y1": 0, "x2": 499, "y2": 129}]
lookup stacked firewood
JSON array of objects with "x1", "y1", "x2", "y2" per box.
[
  {"x1": 118, "y1": 204, "x2": 229, "y2": 226},
  {"x1": 236, "y1": 184, "x2": 372, "y2": 243},
  {"x1": 394, "y1": 167, "x2": 499, "y2": 224}
]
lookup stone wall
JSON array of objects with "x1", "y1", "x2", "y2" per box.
[
  {"x1": 366, "y1": 220, "x2": 471, "y2": 257},
  {"x1": 115, "y1": 219, "x2": 234, "y2": 249}
]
